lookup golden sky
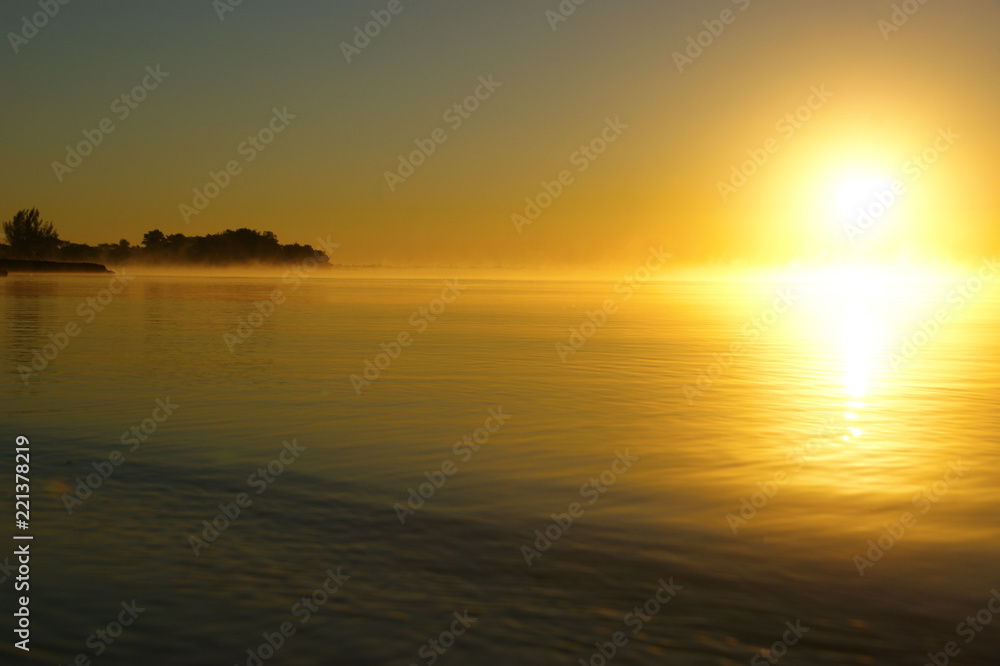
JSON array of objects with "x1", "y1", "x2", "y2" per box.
[{"x1": 2, "y1": 0, "x2": 998, "y2": 269}]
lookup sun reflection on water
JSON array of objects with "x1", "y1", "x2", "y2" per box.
[{"x1": 792, "y1": 265, "x2": 942, "y2": 468}]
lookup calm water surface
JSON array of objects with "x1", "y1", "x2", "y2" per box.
[{"x1": 1, "y1": 273, "x2": 998, "y2": 665}]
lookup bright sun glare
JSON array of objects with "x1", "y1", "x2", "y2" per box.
[{"x1": 830, "y1": 170, "x2": 898, "y2": 221}]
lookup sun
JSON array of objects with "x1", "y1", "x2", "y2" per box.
[{"x1": 829, "y1": 169, "x2": 899, "y2": 222}]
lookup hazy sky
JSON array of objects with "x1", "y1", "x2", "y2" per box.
[{"x1": 2, "y1": 0, "x2": 998, "y2": 268}]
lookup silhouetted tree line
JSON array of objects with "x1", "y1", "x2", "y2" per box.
[{"x1": 2, "y1": 209, "x2": 330, "y2": 267}]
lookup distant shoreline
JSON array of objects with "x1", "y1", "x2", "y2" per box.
[{"x1": 0, "y1": 259, "x2": 113, "y2": 274}]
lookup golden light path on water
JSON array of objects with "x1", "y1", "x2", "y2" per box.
[
  {"x1": 746, "y1": 262, "x2": 996, "y2": 554},
  {"x1": 798, "y1": 267, "x2": 923, "y2": 470}
]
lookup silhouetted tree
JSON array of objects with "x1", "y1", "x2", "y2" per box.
[
  {"x1": 142, "y1": 229, "x2": 166, "y2": 248},
  {"x1": 3, "y1": 208, "x2": 60, "y2": 259},
  {"x1": 107, "y1": 239, "x2": 131, "y2": 265}
]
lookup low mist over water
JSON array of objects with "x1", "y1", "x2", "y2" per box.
[{"x1": 2, "y1": 275, "x2": 999, "y2": 664}]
